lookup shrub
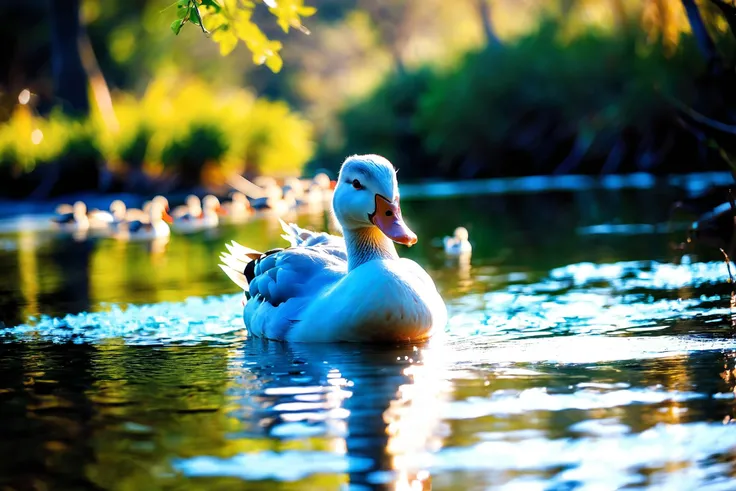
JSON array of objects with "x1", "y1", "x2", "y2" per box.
[
  {"x1": 333, "y1": 19, "x2": 711, "y2": 178},
  {"x1": 417, "y1": 20, "x2": 704, "y2": 176},
  {"x1": 0, "y1": 75, "x2": 315, "y2": 197},
  {"x1": 161, "y1": 123, "x2": 229, "y2": 188},
  {"x1": 337, "y1": 68, "x2": 437, "y2": 178},
  {"x1": 131, "y1": 75, "x2": 314, "y2": 180},
  {"x1": 0, "y1": 107, "x2": 101, "y2": 197}
]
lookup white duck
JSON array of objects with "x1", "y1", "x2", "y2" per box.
[
  {"x1": 443, "y1": 227, "x2": 472, "y2": 256},
  {"x1": 172, "y1": 195, "x2": 202, "y2": 221},
  {"x1": 117, "y1": 198, "x2": 173, "y2": 241},
  {"x1": 52, "y1": 201, "x2": 91, "y2": 231},
  {"x1": 172, "y1": 195, "x2": 223, "y2": 232},
  {"x1": 295, "y1": 173, "x2": 334, "y2": 212},
  {"x1": 219, "y1": 154, "x2": 447, "y2": 343},
  {"x1": 251, "y1": 183, "x2": 297, "y2": 217},
  {"x1": 87, "y1": 200, "x2": 128, "y2": 230},
  {"x1": 222, "y1": 192, "x2": 251, "y2": 222}
]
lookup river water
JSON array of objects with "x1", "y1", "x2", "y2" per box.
[{"x1": 0, "y1": 182, "x2": 735, "y2": 490}]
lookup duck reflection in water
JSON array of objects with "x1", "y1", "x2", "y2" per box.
[{"x1": 194, "y1": 340, "x2": 446, "y2": 490}]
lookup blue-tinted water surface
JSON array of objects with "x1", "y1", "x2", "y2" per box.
[{"x1": 1, "y1": 184, "x2": 735, "y2": 490}]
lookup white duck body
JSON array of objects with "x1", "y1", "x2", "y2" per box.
[
  {"x1": 443, "y1": 226, "x2": 472, "y2": 256},
  {"x1": 223, "y1": 192, "x2": 251, "y2": 222},
  {"x1": 116, "y1": 197, "x2": 172, "y2": 241},
  {"x1": 173, "y1": 195, "x2": 221, "y2": 232},
  {"x1": 220, "y1": 154, "x2": 447, "y2": 343},
  {"x1": 52, "y1": 201, "x2": 90, "y2": 232}
]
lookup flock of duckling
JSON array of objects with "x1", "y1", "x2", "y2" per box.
[
  {"x1": 51, "y1": 173, "x2": 336, "y2": 241},
  {"x1": 50, "y1": 171, "x2": 473, "y2": 256}
]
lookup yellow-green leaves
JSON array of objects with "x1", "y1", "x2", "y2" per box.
[
  {"x1": 268, "y1": 0, "x2": 316, "y2": 33},
  {"x1": 171, "y1": 0, "x2": 316, "y2": 73},
  {"x1": 210, "y1": 25, "x2": 238, "y2": 55}
]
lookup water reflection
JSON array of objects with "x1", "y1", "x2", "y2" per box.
[
  {"x1": 0, "y1": 338, "x2": 449, "y2": 489},
  {"x1": 181, "y1": 341, "x2": 447, "y2": 490},
  {"x1": 2, "y1": 190, "x2": 736, "y2": 489}
]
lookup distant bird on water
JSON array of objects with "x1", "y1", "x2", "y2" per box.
[{"x1": 443, "y1": 227, "x2": 472, "y2": 256}]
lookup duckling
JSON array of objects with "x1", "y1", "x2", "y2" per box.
[
  {"x1": 109, "y1": 200, "x2": 128, "y2": 224},
  {"x1": 201, "y1": 195, "x2": 224, "y2": 228},
  {"x1": 172, "y1": 195, "x2": 202, "y2": 221},
  {"x1": 125, "y1": 196, "x2": 168, "y2": 224},
  {"x1": 283, "y1": 177, "x2": 305, "y2": 198},
  {"x1": 87, "y1": 200, "x2": 128, "y2": 230},
  {"x1": 222, "y1": 192, "x2": 251, "y2": 222},
  {"x1": 254, "y1": 175, "x2": 278, "y2": 189},
  {"x1": 251, "y1": 183, "x2": 297, "y2": 217},
  {"x1": 173, "y1": 195, "x2": 223, "y2": 233},
  {"x1": 116, "y1": 198, "x2": 173, "y2": 241},
  {"x1": 443, "y1": 227, "x2": 472, "y2": 256},
  {"x1": 52, "y1": 201, "x2": 90, "y2": 231},
  {"x1": 55, "y1": 203, "x2": 74, "y2": 216},
  {"x1": 312, "y1": 172, "x2": 335, "y2": 196}
]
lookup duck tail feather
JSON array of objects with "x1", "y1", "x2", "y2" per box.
[
  {"x1": 218, "y1": 264, "x2": 249, "y2": 291},
  {"x1": 228, "y1": 240, "x2": 259, "y2": 256},
  {"x1": 279, "y1": 219, "x2": 315, "y2": 246},
  {"x1": 281, "y1": 233, "x2": 296, "y2": 246},
  {"x1": 219, "y1": 240, "x2": 261, "y2": 291}
]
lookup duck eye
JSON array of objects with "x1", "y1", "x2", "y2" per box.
[{"x1": 351, "y1": 179, "x2": 363, "y2": 190}]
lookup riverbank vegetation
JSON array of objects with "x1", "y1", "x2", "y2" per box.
[{"x1": 2, "y1": 0, "x2": 736, "y2": 198}]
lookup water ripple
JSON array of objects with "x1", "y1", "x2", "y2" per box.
[{"x1": 6, "y1": 295, "x2": 245, "y2": 345}]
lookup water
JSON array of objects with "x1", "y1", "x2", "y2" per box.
[{"x1": 1, "y1": 185, "x2": 736, "y2": 490}]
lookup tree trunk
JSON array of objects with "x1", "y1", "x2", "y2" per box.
[
  {"x1": 610, "y1": 0, "x2": 629, "y2": 32},
  {"x1": 477, "y1": 0, "x2": 502, "y2": 48},
  {"x1": 78, "y1": 31, "x2": 118, "y2": 132},
  {"x1": 49, "y1": 0, "x2": 89, "y2": 116},
  {"x1": 681, "y1": 0, "x2": 721, "y2": 71}
]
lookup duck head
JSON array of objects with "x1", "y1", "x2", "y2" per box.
[
  {"x1": 72, "y1": 201, "x2": 87, "y2": 220},
  {"x1": 232, "y1": 192, "x2": 247, "y2": 204},
  {"x1": 110, "y1": 200, "x2": 127, "y2": 220},
  {"x1": 333, "y1": 154, "x2": 417, "y2": 246},
  {"x1": 453, "y1": 226, "x2": 469, "y2": 242},
  {"x1": 150, "y1": 199, "x2": 173, "y2": 224},
  {"x1": 202, "y1": 195, "x2": 225, "y2": 216}
]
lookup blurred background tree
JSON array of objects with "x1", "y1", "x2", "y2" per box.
[{"x1": 1, "y1": 0, "x2": 736, "y2": 198}]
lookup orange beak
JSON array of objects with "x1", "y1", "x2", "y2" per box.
[
  {"x1": 162, "y1": 210, "x2": 174, "y2": 224},
  {"x1": 217, "y1": 205, "x2": 227, "y2": 216},
  {"x1": 369, "y1": 194, "x2": 417, "y2": 246}
]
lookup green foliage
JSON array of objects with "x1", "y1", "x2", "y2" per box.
[
  {"x1": 118, "y1": 127, "x2": 152, "y2": 170},
  {"x1": 334, "y1": 19, "x2": 710, "y2": 178},
  {"x1": 170, "y1": 0, "x2": 317, "y2": 72},
  {"x1": 0, "y1": 107, "x2": 102, "y2": 197},
  {"x1": 123, "y1": 75, "x2": 314, "y2": 179},
  {"x1": 0, "y1": 75, "x2": 314, "y2": 197},
  {"x1": 240, "y1": 99, "x2": 315, "y2": 176},
  {"x1": 336, "y1": 68, "x2": 437, "y2": 177},
  {"x1": 161, "y1": 123, "x2": 229, "y2": 186}
]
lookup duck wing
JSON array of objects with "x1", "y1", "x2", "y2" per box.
[
  {"x1": 52, "y1": 213, "x2": 75, "y2": 224},
  {"x1": 277, "y1": 220, "x2": 347, "y2": 260},
  {"x1": 127, "y1": 220, "x2": 150, "y2": 234},
  {"x1": 219, "y1": 221, "x2": 347, "y2": 340}
]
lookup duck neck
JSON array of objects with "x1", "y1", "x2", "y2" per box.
[{"x1": 344, "y1": 226, "x2": 398, "y2": 271}]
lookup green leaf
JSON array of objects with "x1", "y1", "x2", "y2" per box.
[
  {"x1": 188, "y1": 6, "x2": 200, "y2": 24},
  {"x1": 177, "y1": 0, "x2": 189, "y2": 6},
  {"x1": 200, "y1": 0, "x2": 221, "y2": 11},
  {"x1": 170, "y1": 19, "x2": 183, "y2": 35},
  {"x1": 177, "y1": 5, "x2": 188, "y2": 19}
]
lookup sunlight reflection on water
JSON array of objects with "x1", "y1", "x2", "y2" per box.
[{"x1": 3, "y1": 246, "x2": 736, "y2": 489}]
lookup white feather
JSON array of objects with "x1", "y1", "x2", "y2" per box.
[{"x1": 218, "y1": 264, "x2": 249, "y2": 291}]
